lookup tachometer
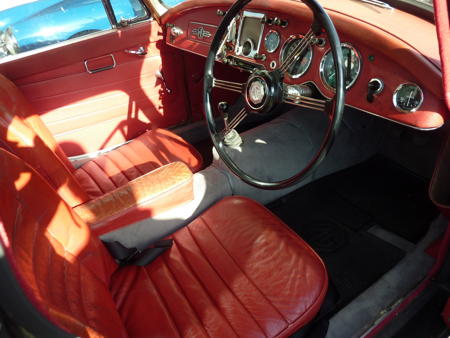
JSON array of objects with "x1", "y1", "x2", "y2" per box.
[
  {"x1": 320, "y1": 43, "x2": 361, "y2": 90},
  {"x1": 393, "y1": 83, "x2": 424, "y2": 113},
  {"x1": 280, "y1": 35, "x2": 313, "y2": 78},
  {"x1": 264, "y1": 30, "x2": 280, "y2": 53}
]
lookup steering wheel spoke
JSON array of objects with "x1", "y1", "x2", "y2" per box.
[
  {"x1": 279, "y1": 28, "x2": 316, "y2": 75},
  {"x1": 284, "y1": 93, "x2": 328, "y2": 112},
  {"x1": 204, "y1": 0, "x2": 345, "y2": 189},
  {"x1": 222, "y1": 107, "x2": 248, "y2": 135},
  {"x1": 213, "y1": 78, "x2": 245, "y2": 94}
]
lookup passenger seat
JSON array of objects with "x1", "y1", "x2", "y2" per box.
[{"x1": 0, "y1": 74, "x2": 202, "y2": 225}]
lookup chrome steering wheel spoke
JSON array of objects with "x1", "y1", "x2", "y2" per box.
[
  {"x1": 213, "y1": 78, "x2": 245, "y2": 94},
  {"x1": 279, "y1": 28, "x2": 316, "y2": 75},
  {"x1": 283, "y1": 92, "x2": 328, "y2": 112},
  {"x1": 203, "y1": 0, "x2": 345, "y2": 189},
  {"x1": 222, "y1": 107, "x2": 248, "y2": 135}
]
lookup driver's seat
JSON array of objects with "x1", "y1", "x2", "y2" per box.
[{"x1": 0, "y1": 148, "x2": 328, "y2": 337}]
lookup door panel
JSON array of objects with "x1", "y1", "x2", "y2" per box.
[{"x1": 0, "y1": 20, "x2": 190, "y2": 156}]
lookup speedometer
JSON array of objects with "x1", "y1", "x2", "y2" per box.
[
  {"x1": 320, "y1": 43, "x2": 361, "y2": 90},
  {"x1": 280, "y1": 35, "x2": 313, "y2": 78}
]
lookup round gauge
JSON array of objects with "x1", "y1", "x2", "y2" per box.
[
  {"x1": 320, "y1": 43, "x2": 361, "y2": 90},
  {"x1": 393, "y1": 83, "x2": 424, "y2": 113},
  {"x1": 264, "y1": 30, "x2": 280, "y2": 53},
  {"x1": 280, "y1": 36, "x2": 313, "y2": 78}
]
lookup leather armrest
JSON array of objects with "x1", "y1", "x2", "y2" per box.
[{"x1": 73, "y1": 162, "x2": 194, "y2": 235}]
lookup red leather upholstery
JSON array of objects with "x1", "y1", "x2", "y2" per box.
[
  {"x1": 0, "y1": 149, "x2": 126, "y2": 338},
  {"x1": 0, "y1": 73, "x2": 202, "y2": 208},
  {"x1": 0, "y1": 72, "x2": 89, "y2": 207},
  {"x1": 74, "y1": 128, "x2": 202, "y2": 199},
  {"x1": 111, "y1": 197, "x2": 328, "y2": 337},
  {"x1": 0, "y1": 148, "x2": 327, "y2": 338}
]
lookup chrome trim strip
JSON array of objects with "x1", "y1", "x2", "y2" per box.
[{"x1": 68, "y1": 140, "x2": 131, "y2": 168}]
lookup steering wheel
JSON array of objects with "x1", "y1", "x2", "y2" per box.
[{"x1": 204, "y1": 0, "x2": 345, "y2": 189}]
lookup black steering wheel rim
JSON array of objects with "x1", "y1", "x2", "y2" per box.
[{"x1": 204, "y1": 0, "x2": 345, "y2": 190}]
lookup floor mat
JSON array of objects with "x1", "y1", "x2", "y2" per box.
[
  {"x1": 268, "y1": 155, "x2": 438, "y2": 309},
  {"x1": 321, "y1": 156, "x2": 439, "y2": 243}
]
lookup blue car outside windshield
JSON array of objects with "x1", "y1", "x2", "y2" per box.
[
  {"x1": 0, "y1": 0, "x2": 146, "y2": 56},
  {"x1": 0, "y1": 0, "x2": 111, "y2": 53}
]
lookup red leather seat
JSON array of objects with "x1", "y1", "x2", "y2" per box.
[
  {"x1": 0, "y1": 74, "x2": 202, "y2": 207},
  {"x1": 0, "y1": 148, "x2": 328, "y2": 338},
  {"x1": 73, "y1": 128, "x2": 202, "y2": 199}
]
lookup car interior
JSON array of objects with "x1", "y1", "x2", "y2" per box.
[{"x1": 0, "y1": 0, "x2": 449, "y2": 337}]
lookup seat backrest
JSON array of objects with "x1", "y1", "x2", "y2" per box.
[
  {"x1": 0, "y1": 74, "x2": 88, "y2": 207},
  {"x1": 0, "y1": 148, "x2": 126, "y2": 338}
]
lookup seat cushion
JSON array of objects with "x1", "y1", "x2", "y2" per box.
[
  {"x1": 110, "y1": 196, "x2": 328, "y2": 337},
  {"x1": 74, "y1": 129, "x2": 203, "y2": 199}
]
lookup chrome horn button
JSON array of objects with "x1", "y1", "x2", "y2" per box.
[
  {"x1": 248, "y1": 79, "x2": 266, "y2": 105},
  {"x1": 245, "y1": 75, "x2": 269, "y2": 111}
]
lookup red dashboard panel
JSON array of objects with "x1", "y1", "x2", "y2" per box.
[{"x1": 162, "y1": 0, "x2": 446, "y2": 130}]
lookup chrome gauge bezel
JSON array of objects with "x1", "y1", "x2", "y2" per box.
[
  {"x1": 264, "y1": 30, "x2": 280, "y2": 53},
  {"x1": 319, "y1": 42, "x2": 361, "y2": 91},
  {"x1": 392, "y1": 83, "x2": 424, "y2": 113},
  {"x1": 235, "y1": 11, "x2": 266, "y2": 59},
  {"x1": 279, "y1": 34, "x2": 313, "y2": 79}
]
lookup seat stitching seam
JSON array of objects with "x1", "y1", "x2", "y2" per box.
[
  {"x1": 30, "y1": 214, "x2": 41, "y2": 306},
  {"x1": 199, "y1": 216, "x2": 289, "y2": 323},
  {"x1": 103, "y1": 154, "x2": 130, "y2": 184},
  {"x1": 161, "y1": 255, "x2": 210, "y2": 337},
  {"x1": 116, "y1": 147, "x2": 146, "y2": 176},
  {"x1": 172, "y1": 236, "x2": 239, "y2": 336},
  {"x1": 11, "y1": 200, "x2": 22, "y2": 255},
  {"x1": 30, "y1": 207, "x2": 55, "y2": 314},
  {"x1": 142, "y1": 267, "x2": 182, "y2": 337},
  {"x1": 90, "y1": 160, "x2": 118, "y2": 189},
  {"x1": 74, "y1": 253, "x2": 91, "y2": 326},
  {"x1": 106, "y1": 152, "x2": 135, "y2": 181},
  {"x1": 184, "y1": 226, "x2": 268, "y2": 336},
  {"x1": 78, "y1": 167, "x2": 105, "y2": 194}
]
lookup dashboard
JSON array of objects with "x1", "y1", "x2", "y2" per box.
[{"x1": 163, "y1": 0, "x2": 446, "y2": 130}]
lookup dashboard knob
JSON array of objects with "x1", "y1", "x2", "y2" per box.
[
  {"x1": 170, "y1": 26, "x2": 183, "y2": 39},
  {"x1": 367, "y1": 78, "x2": 384, "y2": 102}
]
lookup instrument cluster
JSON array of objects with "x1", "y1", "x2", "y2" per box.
[
  {"x1": 220, "y1": 10, "x2": 424, "y2": 114},
  {"x1": 164, "y1": 5, "x2": 444, "y2": 129}
]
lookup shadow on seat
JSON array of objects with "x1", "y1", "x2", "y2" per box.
[
  {"x1": 0, "y1": 73, "x2": 203, "y2": 208},
  {"x1": 0, "y1": 148, "x2": 328, "y2": 337}
]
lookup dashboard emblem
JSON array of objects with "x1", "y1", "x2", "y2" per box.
[{"x1": 191, "y1": 27, "x2": 211, "y2": 39}]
